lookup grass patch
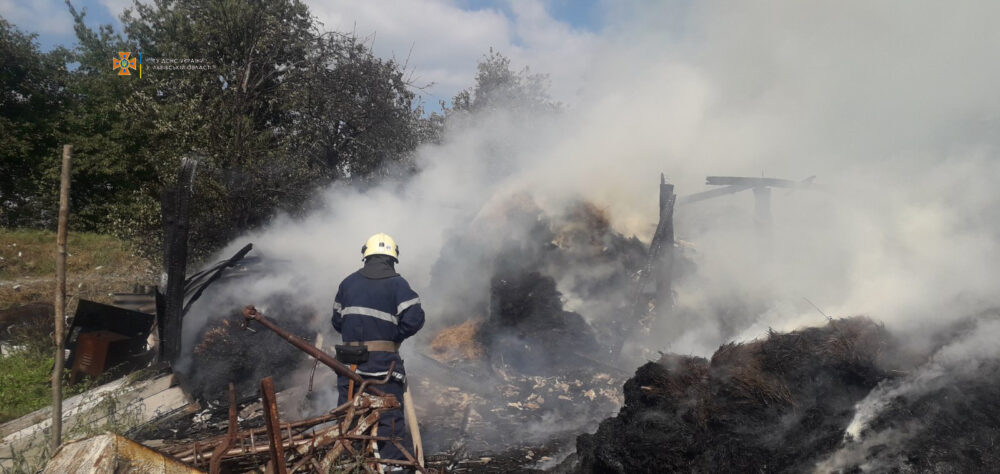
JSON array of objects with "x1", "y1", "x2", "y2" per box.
[
  {"x1": 0, "y1": 229, "x2": 143, "y2": 280},
  {"x1": 0, "y1": 229, "x2": 155, "y2": 424},
  {"x1": 0, "y1": 351, "x2": 53, "y2": 423},
  {"x1": 0, "y1": 348, "x2": 105, "y2": 424}
]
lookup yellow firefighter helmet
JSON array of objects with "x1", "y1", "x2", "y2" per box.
[{"x1": 361, "y1": 233, "x2": 399, "y2": 261}]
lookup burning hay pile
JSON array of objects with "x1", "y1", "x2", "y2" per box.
[
  {"x1": 418, "y1": 268, "x2": 626, "y2": 469},
  {"x1": 483, "y1": 270, "x2": 603, "y2": 375},
  {"x1": 429, "y1": 198, "x2": 647, "y2": 351},
  {"x1": 572, "y1": 315, "x2": 1000, "y2": 473},
  {"x1": 410, "y1": 199, "x2": 650, "y2": 468},
  {"x1": 573, "y1": 317, "x2": 894, "y2": 473},
  {"x1": 182, "y1": 294, "x2": 314, "y2": 402}
]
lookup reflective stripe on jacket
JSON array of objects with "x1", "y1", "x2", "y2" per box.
[{"x1": 331, "y1": 270, "x2": 425, "y2": 373}]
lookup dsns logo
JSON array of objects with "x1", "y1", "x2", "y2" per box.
[{"x1": 112, "y1": 52, "x2": 137, "y2": 76}]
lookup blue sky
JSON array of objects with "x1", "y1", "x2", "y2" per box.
[
  {"x1": 2, "y1": 0, "x2": 604, "y2": 51},
  {"x1": 1, "y1": 0, "x2": 608, "y2": 107}
]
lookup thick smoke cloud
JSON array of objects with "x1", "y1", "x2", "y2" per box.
[
  {"x1": 215, "y1": 0, "x2": 997, "y2": 345},
  {"x1": 185, "y1": 1, "x2": 1000, "y2": 446}
]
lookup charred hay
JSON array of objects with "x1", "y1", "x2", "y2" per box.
[
  {"x1": 181, "y1": 294, "x2": 313, "y2": 402},
  {"x1": 0, "y1": 302, "x2": 53, "y2": 347},
  {"x1": 846, "y1": 360, "x2": 1000, "y2": 472},
  {"x1": 574, "y1": 317, "x2": 894, "y2": 473},
  {"x1": 820, "y1": 313, "x2": 1000, "y2": 473}
]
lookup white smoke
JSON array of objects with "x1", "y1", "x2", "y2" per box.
[
  {"x1": 182, "y1": 0, "x2": 1000, "y2": 454},
  {"x1": 189, "y1": 0, "x2": 1000, "y2": 360}
]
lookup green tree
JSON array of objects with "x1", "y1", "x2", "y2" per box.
[
  {"x1": 64, "y1": 0, "x2": 428, "y2": 258},
  {"x1": 451, "y1": 48, "x2": 559, "y2": 116},
  {"x1": 0, "y1": 18, "x2": 72, "y2": 228},
  {"x1": 62, "y1": 2, "x2": 159, "y2": 238}
]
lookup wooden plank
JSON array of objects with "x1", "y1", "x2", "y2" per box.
[
  {"x1": 1, "y1": 373, "x2": 178, "y2": 442},
  {"x1": 705, "y1": 176, "x2": 801, "y2": 188}
]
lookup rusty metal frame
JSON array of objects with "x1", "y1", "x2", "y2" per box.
[{"x1": 164, "y1": 310, "x2": 435, "y2": 473}]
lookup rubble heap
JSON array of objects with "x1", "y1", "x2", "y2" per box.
[{"x1": 574, "y1": 317, "x2": 893, "y2": 473}]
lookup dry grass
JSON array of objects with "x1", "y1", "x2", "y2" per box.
[
  {"x1": 711, "y1": 341, "x2": 795, "y2": 408},
  {"x1": 0, "y1": 229, "x2": 155, "y2": 309},
  {"x1": 823, "y1": 317, "x2": 888, "y2": 364},
  {"x1": 429, "y1": 318, "x2": 486, "y2": 363}
]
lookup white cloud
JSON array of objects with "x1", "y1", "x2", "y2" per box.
[
  {"x1": 303, "y1": 0, "x2": 597, "y2": 106},
  {"x1": 99, "y1": 0, "x2": 137, "y2": 18},
  {"x1": 0, "y1": 0, "x2": 74, "y2": 35}
]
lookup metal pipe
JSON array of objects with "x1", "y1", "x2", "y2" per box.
[
  {"x1": 209, "y1": 383, "x2": 238, "y2": 474},
  {"x1": 242, "y1": 306, "x2": 387, "y2": 397}
]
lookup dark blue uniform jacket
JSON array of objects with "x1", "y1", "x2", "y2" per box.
[{"x1": 331, "y1": 269, "x2": 424, "y2": 378}]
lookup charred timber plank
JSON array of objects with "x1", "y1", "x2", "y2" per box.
[
  {"x1": 678, "y1": 185, "x2": 752, "y2": 204},
  {"x1": 655, "y1": 179, "x2": 676, "y2": 312},
  {"x1": 260, "y1": 377, "x2": 288, "y2": 474},
  {"x1": 178, "y1": 437, "x2": 317, "y2": 464},
  {"x1": 182, "y1": 243, "x2": 253, "y2": 315},
  {"x1": 161, "y1": 157, "x2": 198, "y2": 362},
  {"x1": 705, "y1": 176, "x2": 800, "y2": 188}
]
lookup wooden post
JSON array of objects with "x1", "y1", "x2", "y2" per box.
[
  {"x1": 616, "y1": 174, "x2": 677, "y2": 359},
  {"x1": 656, "y1": 174, "x2": 676, "y2": 312},
  {"x1": 260, "y1": 377, "x2": 288, "y2": 474},
  {"x1": 51, "y1": 144, "x2": 72, "y2": 452}
]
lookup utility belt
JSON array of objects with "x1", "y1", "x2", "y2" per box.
[
  {"x1": 334, "y1": 340, "x2": 399, "y2": 365},
  {"x1": 335, "y1": 340, "x2": 406, "y2": 385}
]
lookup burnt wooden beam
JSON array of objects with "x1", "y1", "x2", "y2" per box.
[
  {"x1": 705, "y1": 176, "x2": 801, "y2": 188},
  {"x1": 678, "y1": 184, "x2": 752, "y2": 205},
  {"x1": 655, "y1": 174, "x2": 676, "y2": 313},
  {"x1": 616, "y1": 174, "x2": 677, "y2": 359},
  {"x1": 161, "y1": 157, "x2": 198, "y2": 363}
]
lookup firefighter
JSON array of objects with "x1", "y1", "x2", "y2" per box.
[{"x1": 331, "y1": 232, "x2": 425, "y2": 466}]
